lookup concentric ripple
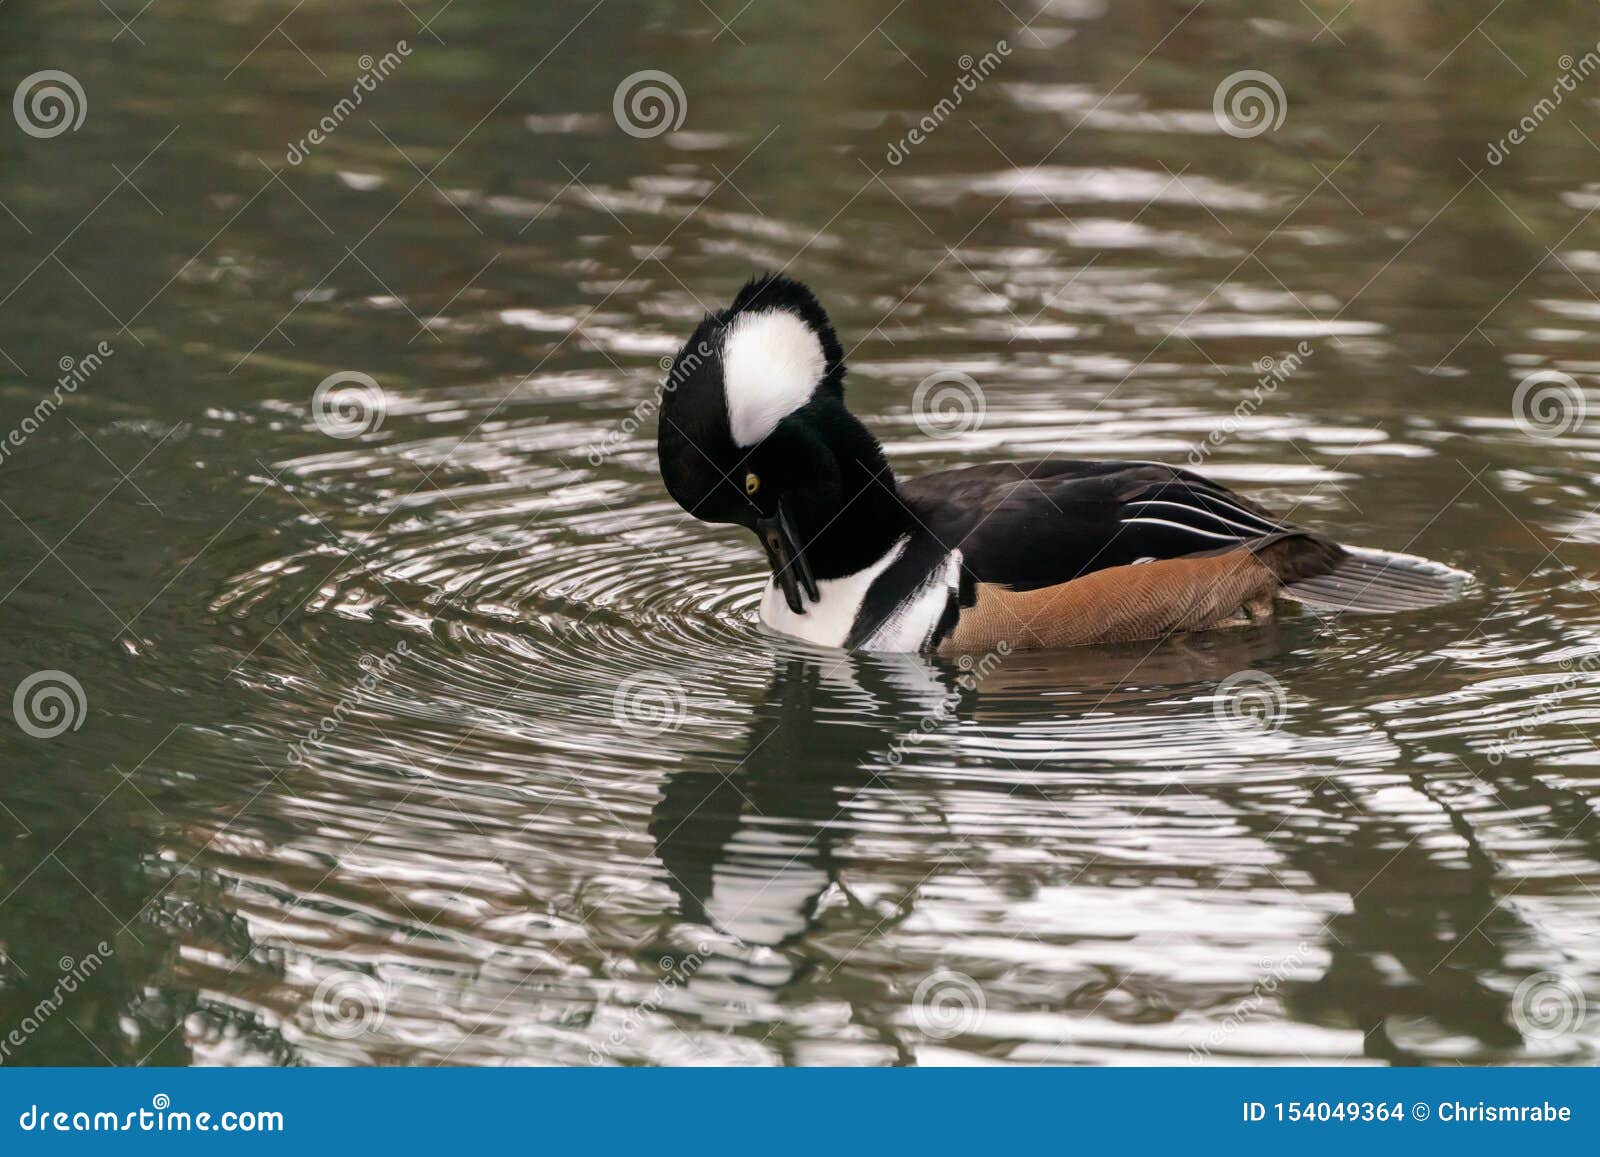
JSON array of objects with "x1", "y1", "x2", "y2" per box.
[
  {"x1": 170, "y1": 342, "x2": 1600, "y2": 1065},
  {"x1": 8, "y1": 0, "x2": 1599, "y2": 1068}
]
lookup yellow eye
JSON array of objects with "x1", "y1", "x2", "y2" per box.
[{"x1": 745, "y1": 472, "x2": 761, "y2": 496}]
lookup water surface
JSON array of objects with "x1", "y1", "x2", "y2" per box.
[{"x1": 1, "y1": 0, "x2": 1599, "y2": 1065}]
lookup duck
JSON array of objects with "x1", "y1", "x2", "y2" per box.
[{"x1": 656, "y1": 273, "x2": 1466, "y2": 654}]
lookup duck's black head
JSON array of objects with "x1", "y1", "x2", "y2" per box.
[{"x1": 657, "y1": 274, "x2": 908, "y2": 613}]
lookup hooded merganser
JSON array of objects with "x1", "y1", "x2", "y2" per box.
[{"x1": 657, "y1": 274, "x2": 1466, "y2": 654}]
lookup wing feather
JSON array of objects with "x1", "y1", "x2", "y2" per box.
[{"x1": 898, "y1": 459, "x2": 1330, "y2": 591}]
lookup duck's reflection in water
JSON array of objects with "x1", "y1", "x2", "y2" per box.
[
  {"x1": 645, "y1": 630, "x2": 1592, "y2": 1063},
  {"x1": 1265, "y1": 752, "x2": 1596, "y2": 1063},
  {"x1": 650, "y1": 648, "x2": 945, "y2": 950}
]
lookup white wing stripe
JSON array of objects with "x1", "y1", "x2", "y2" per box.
[
  {"x1": 1198, "y1": 494, "x2": 1284, "y2": 533},
  {"x1": 1123, "y1": 498, "x2": 1281, "y2": 537},
  {"x1": 1119, "y1": 516, "x2": 1247, "y2": 542}
]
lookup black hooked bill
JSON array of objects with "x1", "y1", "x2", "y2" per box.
[{"x1": 755, "y1": 501, "x2": 820, "y2": 614}]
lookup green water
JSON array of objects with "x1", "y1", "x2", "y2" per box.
[{"x1": 0, "y1": 0, "x2": 1598, "y2": 1064}]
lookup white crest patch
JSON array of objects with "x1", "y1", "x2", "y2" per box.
[{"x1": 722, "y1": 309, "x2": 826, "y2": 447}]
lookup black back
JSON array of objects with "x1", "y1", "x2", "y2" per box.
[{"x1": 898, "y1": 458, "x2": 1330, "y2": 592}]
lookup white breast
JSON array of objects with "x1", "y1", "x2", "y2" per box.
[
  {"x1": 860, "y1": 549, "x2": 962, "y2": 652},
  {"x1": 758, "y1": 538, "x2": 961, "y2": 653}
]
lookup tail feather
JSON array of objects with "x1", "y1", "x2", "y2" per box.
[{"x1": 1281, "y1": 546, "x2": 1468, "y2": 613}]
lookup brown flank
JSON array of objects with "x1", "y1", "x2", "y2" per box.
[{"x1": 939, "y1": 535, "x2": 1341, "y2": 653}]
